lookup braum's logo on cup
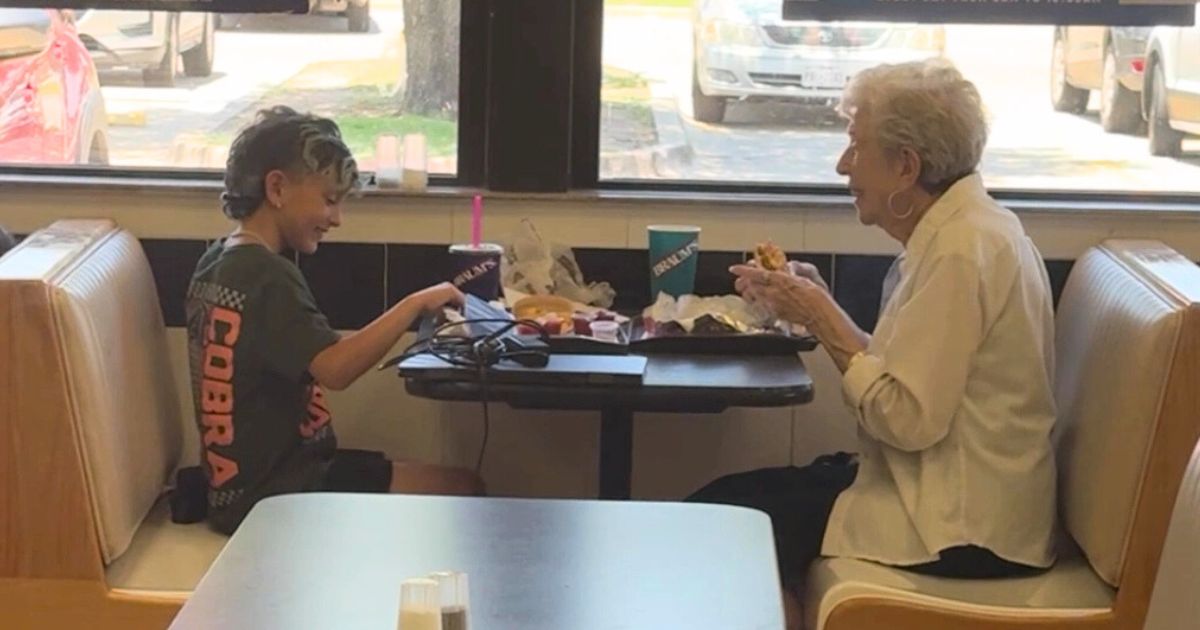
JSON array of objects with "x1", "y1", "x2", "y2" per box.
[
  {"x1": 453, "y1": 259, "x2": 499, "y2": 287},
  {"x1": 652, "y1": 241, "x2": 699, "y2": 279}
]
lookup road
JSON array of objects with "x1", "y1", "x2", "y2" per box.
[{"x1": 97, "y1": 5, "x2": 1200, "y2": 194}]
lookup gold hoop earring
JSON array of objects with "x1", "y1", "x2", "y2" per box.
[{"x1": 887, "y1": 190, "x2": 915, "y2": 220}]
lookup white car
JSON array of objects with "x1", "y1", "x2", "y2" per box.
[
  {"x1": 218, "y1": 0, "x2": 370, "y2": 33},
  {"x1": 1143, "y1": 4, "x2": 1200, "y2": 157},
  {"x1": 314, "y1": 0, "x2": 370, "y2": 33},
  {"x1": 691, "y1": 0, "x2": 944, "y2": 123},
  {"x1": 75, "y1": 10, "x2": 214, "y2": 87}
]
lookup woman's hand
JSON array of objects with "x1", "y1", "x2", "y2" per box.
[
  {"x1": 731, "y1": 264, "x2": 828, "y2": 326},
  {"x1": 410, "y1": 282, "x2": 466, "y2": 315},
  {"x1": 785, "y1": 260, "x2": 830, "y2": 294},
  {"x1": 732, "y1": 263, "x2": 870, "y2": 372}
]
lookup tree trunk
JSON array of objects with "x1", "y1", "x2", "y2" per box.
[{"x1": 400, "y1": 0, "x2": 460, "y2": 116}]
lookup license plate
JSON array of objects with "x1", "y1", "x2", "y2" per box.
[{"x1": 804, "y1": 69, "x2": 846, "y2": 89}]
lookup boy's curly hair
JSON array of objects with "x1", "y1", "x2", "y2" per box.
[{"x1": 221, "y1": 106, "x2": 361, "y2": 220}]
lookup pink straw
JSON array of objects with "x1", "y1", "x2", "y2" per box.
[{"x1": 471, "y1": 195, "x2": 483, "y2": 248}]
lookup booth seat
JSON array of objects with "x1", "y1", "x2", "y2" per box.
[
  {"x1": 1, "y1": 220, "x2": 226, "y2": 630},
  {"x1": 805, "y1": 240, "x2": 1200, "y2": 630}
]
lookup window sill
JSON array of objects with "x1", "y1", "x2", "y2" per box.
[{"x1": 3, "y1": 171, "x2": 1199, "y2": 219}]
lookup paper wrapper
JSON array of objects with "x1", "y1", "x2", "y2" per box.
[{"x1": 643, "y1": 294, "x2": 777, "y2": 334}]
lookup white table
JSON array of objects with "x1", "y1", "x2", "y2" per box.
[{"x1": 168, "y1": 493, "x2": 785, "y2": 630}]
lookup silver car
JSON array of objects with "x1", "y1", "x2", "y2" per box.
[
  {"x1": 691, "y1": 0, "x2": 944, "y2": 123},
  {"x1": 219, "y1": 0, "x2": 370, "y2": 33},
  {"x1": 312, "y1": 0, "x2": 371, "y2": 33},
  {"x1": 75, "y1": 10, "x2": 214, "y2": 87},
  {"x1": 1050, "y1": 26, "x2": 1151, "y2": 134},
  {"x1": 1143, "y1": 4, "x2": 1200, "y2": 157}
]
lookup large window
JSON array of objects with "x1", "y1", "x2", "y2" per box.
[
  {"x1": 599, "y1": 0, "x2": 1200, "y2": 193},
  {"x1": 0, "y1": 1, "x2": 460, "y2": 175},
  {"x1": 3, "y1": 0, "x2": 1198, "y2": 198}
]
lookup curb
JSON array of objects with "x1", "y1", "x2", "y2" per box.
[
  {"x1": 169, "y1": 137, "x2": 230, "y2": 168},
  {"x1": 106, "y1": 110, "x2": 147, "y2": 128},
  {"x1": 600, "y1": 83, "x2": 693, "y2": 179}
]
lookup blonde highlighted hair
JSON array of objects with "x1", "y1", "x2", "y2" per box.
[{"x1": 839, "y1": 59, "x2": 988, "y2": 194}]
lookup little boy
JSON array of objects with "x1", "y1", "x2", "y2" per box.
[{"x1": 186, "y1": 106, "x2": 481, "y2": 534}]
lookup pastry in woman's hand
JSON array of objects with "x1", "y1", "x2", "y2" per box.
[{"x1": 754, "y1": 241, "x2": 787, "y2": 271}]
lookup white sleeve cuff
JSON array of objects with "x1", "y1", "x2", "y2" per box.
[{"x1": 842, "y1": 352, "x2": 885, "y2": 412}]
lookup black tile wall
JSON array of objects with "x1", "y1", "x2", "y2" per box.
[
  {"x1": 833, "y1": 254, "x2": 896, "y2": 333},
  {"x1": 573, "y1": 248, "x2": 836, "y2": 313},
  {"x1": 573, "y1": 248, "x2": 647, "y2": 312},
  {"x1": 693, "y1": 250, "x2": 835, "y2": 302},
  {"x1": 1044, "y1": 260, "x2": 1074, "y2": 309},
  {"x1": 299, "y1": 243, "x2": 386, "y2": 330},
  {"x1": 386, "y1": 243, "x2": 455, "y2": 307},
  {"x1": 140, "y1": 239, "x2": 208, "y2": 327},
  {"x1": 0, "y1": 230, "x2": 23, "y2": 258},
  {"x1": 135, "y1": 240, "x2": 1123, "y2": 335}
]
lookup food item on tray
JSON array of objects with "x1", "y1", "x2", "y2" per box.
[
  {"x1": 643, "y1": 294, "x2": 771, "y2": 336},
  {"x1": 572, "y1": 313, "x2": 593, "y2": 336},
  {"x1": 512, "y1": 301, "x2": 626, "y2": 341},
  {"x1": 512, "y1": 295, "x2": 574, "y2": 321},
  {"x1": 590, "y1": 320, "x2": 621, "y2": 342},
  {"x1": 649, "y1": 314, "x2": 742, "y2": 337},
  {"x1": 753, "y1": 241, "x2": 787, "y2": 271},
  {"x1": 540, "y1": 314, "x2": 565, "y2": 335},
  {"x1": 639, "y1": 293, "x2": 817, "y2": 341}
]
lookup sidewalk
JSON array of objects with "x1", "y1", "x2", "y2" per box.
[{"x1": 599, "y1": 80, "x2": 694, "y2": 179}]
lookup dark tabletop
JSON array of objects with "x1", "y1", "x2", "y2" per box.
[
  {"x1": 167, "y1": 494, "x2": 786, "y2": 630},
  {"x1": 404, "y1": 353, "x2": 813, "y2": 413}
]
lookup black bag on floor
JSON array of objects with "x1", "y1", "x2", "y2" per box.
[{"x1": 169, "y1": 466, "x2": 209, "y2": 524}]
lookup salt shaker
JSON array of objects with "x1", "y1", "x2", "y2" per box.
[
  {"x1": 401, "y1": 133, "x2": 428, "y2": 192},
  {"x1": 374, "y1": 134, "x2": 402, "y2": 189},
  {"x1": 398, "y1": 578, "x2": 442, "y2": 630},
  {"x1": 429, "y1": 570, "x2": 470, "y2": 630}
]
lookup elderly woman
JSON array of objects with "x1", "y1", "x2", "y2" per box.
[{"x1": 687, "y1": 59, "x2": 1056, "y2": 625}]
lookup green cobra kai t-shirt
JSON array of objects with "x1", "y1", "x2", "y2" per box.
[{"x1": 185, "y1": 240, "x2": 341, "y2": 534}]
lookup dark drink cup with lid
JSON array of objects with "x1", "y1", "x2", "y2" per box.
[{"x1": 448, "y1": 243, "x2": 503, "y2": 301}]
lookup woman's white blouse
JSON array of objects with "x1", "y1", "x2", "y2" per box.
[{"x1": 822, "y1": 174, "x2": 1058, "y2": 568}]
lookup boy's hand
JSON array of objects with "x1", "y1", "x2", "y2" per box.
[{"x1": 412, "y1": 282, "x2": 466, "y2": 314}]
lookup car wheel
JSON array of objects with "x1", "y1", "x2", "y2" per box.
[
  {"x1": 87, "y1": 134, "x2": 109, "y2": 166},
  {"x1": 1148, "y1": 62, "x2": 1183, "y2": 157},
  {"x1": 143, "y1": 15, "x2": 178, "y2": 87},
  {"x1": 1100, "y1": 46, "x2": 1142, "y2": 134},
  {"x1": 183, "y1": 13, "x2": 215, "y2": 77},
  {"x1": 692, "y1": 67, "x2": 726, "y2": 124},
  {"x1": 347, "y1": 1, "x2": 370, "y2": 33},
  {"x1": 1050, "y1": 31, "x2": 1088, "y2": 113}
]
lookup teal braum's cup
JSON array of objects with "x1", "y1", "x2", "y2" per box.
[{"x1": 648, "y1": 225, "x2": 701, "y2": 299}]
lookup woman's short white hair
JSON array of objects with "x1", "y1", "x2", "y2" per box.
[{"x1": 839, "y1": 59, "x2": 988, "y2": 193}]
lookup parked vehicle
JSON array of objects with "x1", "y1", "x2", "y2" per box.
[
  {"x1": 218, "y1": 0, "x2": 370, "y2": 33},
  {"x1": 1050, "y1": 26, "x2": 1151, "y2": 134},
  {"x1": 317, "y1": 0, "x2": 371, "y2": 33},
  {"x1": 691, "y1": 0, "x2": 944, "y2": 124},
  {"x1": 1143, "y1": 5, "x2": 1200, "y2": 157},
  {"x1": 75, "y1": 10, "x2": 214, "y2": 87},
  {"x1": 0, "y1": 8, "x2": 109, "y2": 165}
]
